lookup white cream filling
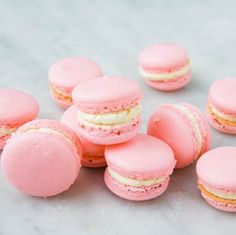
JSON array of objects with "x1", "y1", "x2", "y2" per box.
[
  {"x1": 205, "y1": 185, "x2": 236, "y2": 200},
  {"x1": 139, "y1": 62, "x2": 190, "y2": 81},
  {"x1": 0, "y1": 127, "x2": 17, "y2": 135},
  {"x1": 174, "y1": 105, "x2": 203, "y2": 159},
  {"x1": 209, "y1": 103, "x2": 236, "y2": 123},
  {"x1": 108, "y1": 168, "x2": 165, "y2": 187},
  {"x1": 51, "y1": 85, "x2": 71, "y2": 97},
  {"x1": 77, "y1": 104, "x2": 141, "y2": 125}
]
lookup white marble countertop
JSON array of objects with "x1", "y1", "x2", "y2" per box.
[{"x1": 0, "y1": 1, "x2": 236, "y2": 234}]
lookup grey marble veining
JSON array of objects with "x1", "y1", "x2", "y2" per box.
[{"x1": 0, "y1": 1, "x2": 236, "y2": 234}]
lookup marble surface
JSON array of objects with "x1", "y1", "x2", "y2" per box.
[{"x1": 0, "y1": 0, "x2": 236, "y2": 234}]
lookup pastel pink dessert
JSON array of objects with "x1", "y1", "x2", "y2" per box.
[
  {"x1": 1, "y1": 119, "x2": 82, "y2": 197},
  {"x1": 104, "y1": 134, "x2": 175, "y2": 201},
  {"x1": 207, "y1": 78, "x2": 236, "y2": 134},
  {"x1": 139, "y1": 44, "x2": 192, "y2": 91},
  {"x1": 72, "y1": 76, "x2": 142, "y2": 145},
  {"x1": 48, "y1": 57, "x2": 102, "y2": 108},
  {"x1": 147, "y1": 103, "x2": 211, "y2": 168},
  {"x1": 0, "y1": 88, "x2": 39, "y2": 150},
  {"x1": 196, "y1": 147, "x2": 236, "y2": 212},
  {"x1": 61, "y1": 105, "x2": 106, "y2": 168}
]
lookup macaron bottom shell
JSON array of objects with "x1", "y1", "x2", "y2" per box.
[
  {"x1": 104, "y1": 169, "x2": 169, "y2": 201},
  {"x1": 201, "y1": 191, "x2": 236, "y2": 212},
  {"x1": 77, "y1": 118, "x2": 141, "y2": 145},
  {"x1": 82, "y1": 153, "x2": 106, "y2": 168},
  {"x1": 145, "y1": 71, "x2": 192, "y2": 91}
]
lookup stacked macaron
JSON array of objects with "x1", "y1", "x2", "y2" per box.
[{"x1": 48, "y1": 57, "x2": 102, "y2": 108}]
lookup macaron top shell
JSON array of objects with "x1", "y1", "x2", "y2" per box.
[
  {"x1": 139, "y1": 44, "x2": 188, "y2": 70},
  {"x1": 72, "y1": 76, "x2": 142, "y2": 113},
  {"x1": 1, "y1": 132, "x2": 79, "y2": 197},
  {"x1": 105, "y1": 134, "x2": 175, "y2": 179},
  {"x1": 17, "y1": 119, "x2": 82, "y2": 155},
  {"x1": 48, "y1": 57, "x2": 102, "y2": 88},
  {"x1": 209, "y1": 78, "x2": 236, "y2": 113},
  {"x1": 196, "y1": 147, "x2": 236, "y2": 191},
  {"x1": 0, "y1": 89, "x2": 39, "y2": 124}
]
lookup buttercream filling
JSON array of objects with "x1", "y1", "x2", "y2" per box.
[
  {"x1": 174, "y1": 105, "x2": 203, "y2": 159},
  {"x1": 139, "y1": 62, "x2": 191, "y2": 81},
  {"x1": 208, "y1": 103, "x2": 236, "y2": 124},
  {"x1": 77, "y1": 104, "x2": 141, "y2": 126},
  {"x1": 51, "y1": 85, "x2": 71, "y2": 99},
  {"x1": 0, "y1": 127, "x2": 17, "y2": 135},
  {"x1": 204, "y1": 185, "x2": 236, "y2": 200},
  {"x1": 108, "y1": 168, "x2": 165, "y2": 187}
]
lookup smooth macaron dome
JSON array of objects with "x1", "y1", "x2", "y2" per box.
[
  {"x1": 72, "y1": 76, "x2": 142, "y2": 145},
  {"x1": 0, "y1": 88, "x2": 39, "y2": 150},
  {"x1": 207, "y1": 78, "x2": 236, "y2": 134},
  {"x1": 48, "y1": 57, "x2": 102, "y2": 108},
  {"x1": 147, "y1": 103, "x2": 211, "y2": 168},
  {"x1": 104, "y1": 134, "x2": 176, "y2": 201},
  {"x1": 139, "y1": 44, "x2": 192, "y2": 91},
  {"x1": 196, "y1": 147, "x2": 236, "y2": 212},
  {"x1": 61, "y1": 105, "x2": 106, "y2": 168},
  {"x1": 1, "y1": 119, "x2": 82, "y2": 197}
]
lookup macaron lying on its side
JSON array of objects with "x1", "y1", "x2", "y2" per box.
[
  {"x1": 48, "y1": 57, "x2": 102, "y2": 108},
  {"x1": 61, "y1": 105, "x2": 106, "y2": 168},
  {"x1": 0, "y1": 88, "x2": 39, "y2": 150},
  {"x1": 207, "y1": 78, "x2": 236, "y2": 134},
  {"x1": 147, "y1": 103, "x2": 211, "y2": 168},
  {"x1": 139, "y1": 44, "x2": 192, "y2": 91},
  {"x1": 104, "y1": 134, "x2": 176, "y2": 201},
  {"x1": 196, "y1": 147, "x2": 236, "y2": 212},
  {"x1": 1, "y1": 119, "x2": 82, "y2": 197},
  {"x1": 72, "y1": 76, "x2": 142, "y2": 145}
]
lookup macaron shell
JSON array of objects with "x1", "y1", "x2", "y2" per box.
[
  {"x1": 196, "y1": 147, "x2": 236, "y2": 191},
  {"x1": 48, "y1": 57, "x2": 102, "y2": 89},
  {"x1": 105, "y1": 134, "x2": 175, "y2": 179},
  {"x1": 147, "y1": 105, "x2": 196, "y2": 168},
  {"x1": 209, "y1": 78, "x2": 236, "y2": 114},
  {"x1": 0, "y1": 89, "x2": 39, "y2": 125},
  {"x1": 72, "y1": 76, "x2": 142, "y2": 113},
  {"x1": 77, "y1": 119, "x2": 140, "y2": 145},
  {"x1": 202, "y1": 193, "x2": 236, "y2": 212},
  {"x1": 145, "y1": 71, "x2": 192, "y2": 91},
  {"x1": 1, "y1": 132, "x2": 80, "y2": 197},
  {"x1": 139, "y1": 44, "x2": 189, "y2": 70},
  {"x1": 104, "y1": 169, "x2": 169, "y2": 201},
  {"x1": 17, "y1": 119, "x2": 82, "y2": 155}
]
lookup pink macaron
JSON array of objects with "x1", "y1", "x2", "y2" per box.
[
  {"x1": 207, "y1": 78, "x2": 236, "y2": 134},
  {"x1": 196, "y1": 147, "x2": 236, "y2": 212},
  {"x1": 72, "y1": 76, "x2": 142, "y2": 145},
  {"x1": 147, "y1": 103, "x2": 211, "y2": 168},
  {"x1": 48, "y1": 57, "x2": 102, "y2": 108},
  {"x1": 1, "y1": 119, "x2": 82, "y2": 197},
  {"x1": 104, "y1": 134, "x2": 176, "y2": 201},
  {"x1": 139, "y1": 44, "x2": 192, "y2": 91},
  {"x1": 61, "y1": 105, "x2": 106, "y2": 168},
  {"x1": 0, "y1": 88, "x2": 39, "y2": 150}
]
